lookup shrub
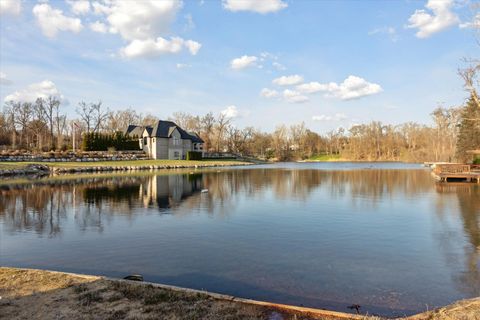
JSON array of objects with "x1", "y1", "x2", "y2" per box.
[
  {"x1": 474, "y1": 157, "x2": 480, "y2": 165},
  {"x1": 186, "y1": 151, "x2": 202, "y2": 160},
  {"x1": 82, "y1": 132, "x2": 140, "y2": 151}
]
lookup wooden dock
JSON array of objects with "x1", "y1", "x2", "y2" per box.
[{"x1": 432, "y1": 163, "x2": 480, "y2": 183}]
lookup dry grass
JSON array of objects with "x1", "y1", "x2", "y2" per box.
[
  {"x1": 0, "y1": 268, "x2": 341, "y2": 320},
  {"x1": 405, "y1": 298, "x2": 480, "y2": 320},
  {"x1": 1, "y1": 267, "x2": 478, "y2": 320}
]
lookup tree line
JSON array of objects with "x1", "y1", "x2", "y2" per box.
[{"x1": 1, "y1": 58, "x2": 478, "y2": 162}]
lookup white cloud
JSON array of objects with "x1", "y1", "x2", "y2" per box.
[
  {"x1": 296, "y1": 82, "x2": 326, "y2": 94},
  {"x1": 222, "y1": 0, "x2": 287, "y2": 14},
  {"x1": 176, "y1": 63, "x2": 190, "y2": 69},
  {"x1": 0, "y1": 72, "x2": 12, "y2": 85},
  {"x1": 272, "y1": 61, "x2": 286, "y2": 71},
  {"x1": 4, "y1": 80, "x2": 65, "y2": 103},
  {"x1": 273, "y1": 74, "x2": 303, "y2": 86},
  {"x1": 0, "y1": 0, "x2": 21, "y2": 15},
  {"x1": 283, "y1": 89, "x2": 309, "y2": 103},
  {"x1": 68, "y1": 0, "x2": 90, "y2": 15},
  {"x1": 184, "y1": 40, "x2": 202, "y2": 55},
  {"x1": 121, "y1": 37, "x2": 201, "y2": 58},
  {"x1": 460, "y1": 13, "x2": 480, "y2": 29},
  {"x1": 33, "y1": 3, "x2": 83, "y2": 38},
  {"x1": 89, "y1": 21, "x2": 108, "y2": 33},
  {"x1": 260, "y1": 88, "x2": 279, "y2": 98},
  {"x1": 88, "y1": 0, "x2": 201, "y2": 58},
  {"x1": 368, "y1": 26, "x2": 398, "y2": 42},
  {"x1": 221, "y1": 105, "x2": 239, "y2": 119},
  {"x1": 184, "y1": 13, "x2": 195, "y2": 31},
  {"x1": 105, "y1": 0, "x2": 182, "y2": 41},
  {"x1": 230, "y1": 55, "x2": 258, "y2": 70},
  {"x1": 297, "y1": 76, "x2": 382, "y2": 100},
  {"x1": 312, "y1": 113, "x2": 347, "y2": 121},
  {"x1": 407, "y1": 0, "x2": 459, "y2": 38},
  {"x1": 92, "y1": 1, "x2": 111, "y2": 15}
]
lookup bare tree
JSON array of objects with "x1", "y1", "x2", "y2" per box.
[{"x1": 76, "y1": 101, "x2": 109, "y2": 133}]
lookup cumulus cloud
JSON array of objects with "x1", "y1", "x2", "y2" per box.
[
  {"x1": 92, "y1": 1, "x2": 111, "y2": 15},
  {"x1": 184, "y1": 40, "x2": 201, "y2": 55},
  {"x1": 89, "y1": 21, "x2": 108, "y2": 33},
  {"x1": 33, "y1": 3, "x2": 83, "y2": 38},
  {"x1": 121, "y1": 37, "x2": 201, "y2": 58},
  {"x1": 106, "y1": 0, "x2": 182, "y2": 41},
  {"x1": 0, "y1": 72, "x2": 12, "y2": 85},
  {"x1": 283, "y1": 89, "x2": 309, "y2": 103},
  {"x1": 260, "y1": 88, "x2": 279, "y2": 98},
  {"x1": 222, "y1": 0, "x2": 287, "y2": 14},
  {"x1": 312, "y1": 113, "x2": 347, "y2": 121},
  {"x1": 4, "y1": 80, "x2": 64, "y2": 103},
  {"x1": 68, "y1": 0, "x2": 90, "y2": 15},
  {"x1": 296, "y1": 82, "x2": 326, "y2": 94},
  {"x1": 221, "y1": 105, "x2": 239, "y2": 119},
  {"x1": 273, "y1": 75, "x2": 303, "y2": 86},
  {"x1": 88, "y1": 0, "x2": 201, "y2": 58},
  {"x1": 230, "y1": 55, "x2": 258, "y2": 70},
  {"x1": 0, "y1": 0, "x2": 21, "y2": 15},
  {"x1": 407, "y1": 0, "x2": 459, "y2": 38},
  {"x1": 297, "y1": 76, "x2": 382, "y2": 100}
]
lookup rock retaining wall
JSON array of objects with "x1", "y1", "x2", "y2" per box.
[{"x1": 0, "y1": 151, "x2": 148, "y2": 162}]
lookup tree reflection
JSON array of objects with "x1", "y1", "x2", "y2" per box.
[
  {"x1": 1, "y1": 168, "x2": 479, "y2": 300},
  {"x1": 435, "y1": 183, "x2": 480, "y2": 297},
  {"x1": 0, "y1": 169, "x2": 434, "y2": 233}
]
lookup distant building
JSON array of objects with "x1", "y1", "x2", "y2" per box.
[{"x1": 125, "y1": 120, "x2": 204, "y2": 159}]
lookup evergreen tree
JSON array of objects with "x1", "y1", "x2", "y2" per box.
[{"x1": 456, "y1": 93, "x2": 480, "y2": 162}]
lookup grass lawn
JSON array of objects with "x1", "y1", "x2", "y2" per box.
[
  {"x1": 0, "y1": 159, "x2": 249, "y2": 169},
  {"x1": 306, "y1": 154, "x2": 343, "y2": 161}
]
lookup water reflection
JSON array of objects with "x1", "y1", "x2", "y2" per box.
[
  {"x1": 0, "y1": 166, "x2": 479, "y2": 316},
  {"x1": 435, "y1": 183, "x2": 480, "y2": 297}
]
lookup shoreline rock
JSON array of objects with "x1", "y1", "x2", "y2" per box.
[{"x1": 0, "y1": 162, "x2": 252, "y2": 177}]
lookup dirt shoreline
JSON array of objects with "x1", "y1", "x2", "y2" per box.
[{"x1": 1, "y1": 268, "x2": 478, "y2": 320}]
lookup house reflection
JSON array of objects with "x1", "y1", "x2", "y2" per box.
[{"x1": 140, "y1": 174, "x2": 203, "y2": 210}]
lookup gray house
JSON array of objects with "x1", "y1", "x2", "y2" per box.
[{"x1": 125, "y1": 120, "x2": 204, "y2": 160}]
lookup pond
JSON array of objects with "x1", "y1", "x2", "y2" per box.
[{"x1": 1, "y1": 162, "x2": 479, "y2": 317}]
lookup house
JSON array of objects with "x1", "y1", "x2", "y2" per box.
[{"x1": 125, "y1": 120, "x2": 204, "y2": 160}]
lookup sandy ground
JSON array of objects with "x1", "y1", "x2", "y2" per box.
[{"x1": 0, "y1": 268, "x2": 478, "y2": 320}]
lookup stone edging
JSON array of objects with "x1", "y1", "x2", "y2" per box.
[{"x1": 0, "y1": 163, "x2": 253, "y2": 177}]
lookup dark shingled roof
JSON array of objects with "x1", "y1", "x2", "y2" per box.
[
  {"x1": 124, "y1": 125, "x2": 145, "y2": 137},
  {"x1": 145, "y1": 126, "x2": 153, "y2": 136},
  {"x1": 127, "y1": 120, "x2": 203, "y2": 143}
]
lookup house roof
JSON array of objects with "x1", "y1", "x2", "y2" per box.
[
  {"x1": 145, "y1": 126, "x2": 153, "y2": 136},
  {"x1": 127, "y1": 120, "x2": 204, "y2": 143},
  {"x1": 124, "y1": 125, "x2": 145, "y2": 137}
]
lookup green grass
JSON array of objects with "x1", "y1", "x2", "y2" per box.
[{"x1": 306, "y1": 154, "x2": 342, "y2": 161}]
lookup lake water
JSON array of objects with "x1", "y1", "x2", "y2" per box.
[{"x1": 1, "y1": 162, "x2": 479, "y2": 316}]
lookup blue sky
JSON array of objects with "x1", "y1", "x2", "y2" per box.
[{"x1": 0, "y1": 0, "x2": 478, "y2": 133}]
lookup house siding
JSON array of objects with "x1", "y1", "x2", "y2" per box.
[{"x1": 132, "y1": 121, "x2": 204, "y2": 160}]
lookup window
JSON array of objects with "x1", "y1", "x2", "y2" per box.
[
  {"x1": 173, "y1": 136, "x2": 180, "y2": 145},
  {"x1": 143, "y1": 137, "x2": 147, "y2": 145},
  {"x1": 174, "y1": 151, "x2": 180, "y2": 158}
]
